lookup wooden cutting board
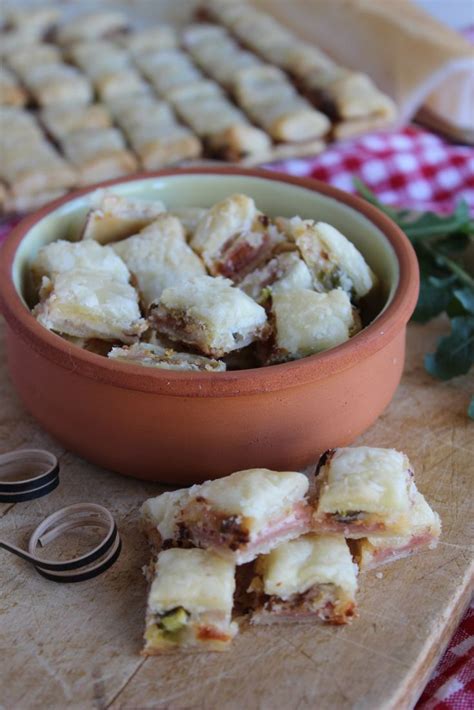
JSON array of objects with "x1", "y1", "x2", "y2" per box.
[{"x1": 0, "y1": 315, "x2": 473, "y2": 710}]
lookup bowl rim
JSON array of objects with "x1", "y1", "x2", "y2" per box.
[{"x1": 0, "y1": 166, "x2": 419, "y2": 396}]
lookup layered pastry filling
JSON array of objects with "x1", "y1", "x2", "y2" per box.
[
  {"x1": 349, "y1": 490, "x2": 441, "y2": 571},
  {"x1": 108, "y1": 342, "x2": 225, "y2": 372},
  {"x1": 312, "y1": 448, "x2": 417, "y2": 538},
  {"x1": 143, "y1": 548, "x2": 237, "y2": 654},
  {"x1": 248, "y1": 534, "x2": 358, "y2": 624}
]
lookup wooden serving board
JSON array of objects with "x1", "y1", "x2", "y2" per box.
[{"x1": 0, "y1": 316, "x2": 473, "y2": 710}]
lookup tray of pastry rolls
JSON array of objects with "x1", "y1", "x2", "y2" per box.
[{"x1": 0, "y1": 0, "x2": 397, "y2": 215}]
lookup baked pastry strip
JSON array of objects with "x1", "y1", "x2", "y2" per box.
[
  {"x1": 312, "y1": 447, "x2": 418, "y2": 538},
  {"x1": 108, "y1": 342, "x2": 225, "y2": 372},
  {"x1": 5, "y1": 43, "x2": 62, "y2": 78},
  {"x1": 0, "y1": 66, "x2": 27, "y2": 107},
  {"x1": 40, "y1": 103, "x2": 113, "y2": 142},
  {"x1": 349, "y1": 490, "x2": 441, "y2": 571},
  {"x1": 55, "y1": 10, "x2": 129, "y2": 45},
  {"x1": 6, "y1": 7, "x2": 60, "y2": 37},
  {"x1": 148, "y1": 274, "x2": 269, "y2": 357},
  {"x1": 140, "y1": 467, "x2": 312, "y2": 563},
  {"x1": 248, "y1": 534, "x2": 358, "y2": 624},
  {"x1": 119, "y1": 26, "x2": 178, "y2": 55},
  {"x1": 59, "y1": 127, "x2": 138, "y2": 186},
  {"x1": 143, "y1": 548, "x2": 237, "y2": 654},
  {"x1": 18, "y1": 63, "x2": 93, "y2": 107}
]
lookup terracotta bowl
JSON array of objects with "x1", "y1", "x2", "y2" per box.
[{"x1": 0, "y1": 168, "x2": 419, "y2": 484}]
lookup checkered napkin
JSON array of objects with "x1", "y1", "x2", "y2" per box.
[{"x1": 0, "y1": 124, "x2": 473, "y2": 706}]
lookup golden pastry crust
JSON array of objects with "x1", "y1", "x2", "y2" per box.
[
  {"x1": 81, "y1": 192, "x2": 166, "y2": 245},
  {"x1": 40, "y1": 104, "x2": 112, "y2": 141}
]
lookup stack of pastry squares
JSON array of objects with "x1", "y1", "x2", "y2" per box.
[
  {"x1": 140, "y1": 446, "x2": 440, "y2": 654},
  {"x1": 0, "y1": 3, "x2": 396, "y2": 215}
]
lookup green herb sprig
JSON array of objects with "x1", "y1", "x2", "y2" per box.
[{"x1": 355, "y1": 179, "x2": 474, "y2": 418}]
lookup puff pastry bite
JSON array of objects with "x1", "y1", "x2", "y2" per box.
[
  {"x1": 149, "y1": 275, "x2": 269, "y2": 357},
  {"x1": 239, "y1": 251, "x2": 313, "y2": 303},
  {"x1": 4, "y1": 188, "x2": 67, "y2": 214},
  {"x1": 81, "y1": 192, "x2": 166, "y2": 244},
  {"x1": 0, "y1": 66, "x2": 27, "y2": 107},
  {"x1": 140, "y1": 468, "x2": 311, "y2": 563},
  {"x1": 135, "y1": 50, "x2": 203, "y2": 97},
  {"x1": 350, "y1": 490, "x2": 441, "y2": 571},
  {"x1": 31, "y1": 239, "x2": 130, "y2": 290},
  {"x1": 56, "y1": 11, "x2": 129, "y2": 44},
  {"x1": 143, "y1": 548, "x2": 237, "y2": 655},
  {"x1": 191, "y1": 194, "x2": 283, "y2": 280},
  {"x1": 95, "y1": 69, "x2": 149, "y2": 102},
  {"x1": 6, "y1": 7, "x2": 60, "y2": 37},
  {"x1": 22, "y1": 64, "x2": 93, "y2": 107},
  {"x1": 33, "y1": 269, "x2": 146, "y2": 343},
  {"x1": 1, "y1": 137, "x2": 76, "y2": 197},
  {"x1": 108, "y1": 342, "x2": 225, "y2": 372},
  {"x1": 40, "y1": 103, "x2": 112, "y2": 141},
  {"x1": 248, "y1": 534, "x2": 358, "y2": 625},
  {"x1": 268, "y1": 288, "x2": 358, "y2": 364},
  {"x1": 6, "y1": 43, "x2": 61, "y2": 77},
  {"x1": 112, "y1": 215, "x2": 206, "y2": 307},
  {"x1": 68, "y1": 40, "x2": 130, "y2": 77},
  {"x1": 120, "y1": 26, "x2": 178, "y2": 55},
  {"x1": 170, "y1": 207, "x2": 208, "y2": 239},
  {"x1": 283, "y1": 218, "x2": 376, "y2": 301},
  {"x1": 60, "y1": 128, "x2": 137, "y2": 186},
  {"x1": 312, "y1": 448, "x2": 418, "y2": 538},
  {"x1": 233, "y1": 65, "x2": 330, "y2": 142}
]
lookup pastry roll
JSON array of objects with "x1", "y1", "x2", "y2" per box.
[
  {"x1": 81, "y1": 192, "x2": 166, "y2": 244},
  {"x1": 6, "y1": 43, "x2": 61, "y2": 77},
  {"x1": 141, "y1": 467, "x2": 312, "y2": 563},
  {"x1": 239, "y1": 251, "x2": 313, "y2": 303},
  {"x1": 350, "y1": 490, "x2": 441, "y2": 571},
  {"x1": 60, "y1": 128, "x2": 137, "y2": 186},
  {"x1": 33, "y1": 269, "x2": 146, "y2": 343},
  {"x1": 135, "y1": 50, "x2": 203, "y2": 97},
  {"x1": 1, "y1": 139, "x2": 76, "y2": 197},
  {"x1": 108, "y1": 342, "x2": 225, "y2": 372},
  {"x1": 312, "y1": 448, "x2": 418, "y2": 538},
  {"x1": 143, "y1": 548, "x2": 237, "y2": 654},
  {"x1": 233, "y1": 65, "x2": 330, "y2": 142},
  {"x1": 120, "y1": 26, "x2": 178, "y2": 55},
  {"x1": 111, "y1": 215, "x2": 206, "y2": 307},
  {"x1": 248, "y1": 534, "x2": 358, "y2": 624},
  {"x1": 31, "y1": 239, "x2": 130, "y2": 289},
  {"x1": 191, "y1": 194, "x2": 283, "y2": 279},
  {"x1": 22, "y1": 64, "x2": 93, "y2": 107},
  {"x1": 283, "y1": 218, "x2": 376, "y2": 300},
  {"x1": 149, "y1": 275, "x2": 269, "y2": 357},
  {"x1": 0, "y1": 66, "x2": 27, "y2": 107},
  {"x1": 268, "y1": 288, "x2": 358, "y2": 363},
  {"x1": 56, "y1": 11, "x2": 129, "y2": 44},
  {"x1": 123, "y1": 121, "x2": 201, "y2": 170},
  {"x1": 68, "y1": 40, "x2": 130, "y2": 77},
  {"x1": 40, "y1": 104, "x2": 112, "y2": 141},
  {"x1": 94, "y1": 69, "x2": 149, "y2": 102}
]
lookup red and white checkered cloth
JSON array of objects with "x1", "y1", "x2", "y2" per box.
[{"x1": 0, "y1": 124, "x2": 473, "y2": 706}]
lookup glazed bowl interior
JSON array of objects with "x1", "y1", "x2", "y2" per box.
[{"x1": 12, "y1": 173, "x2": 399, "y2": 318}]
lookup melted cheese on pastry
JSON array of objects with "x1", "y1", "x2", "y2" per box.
[
  {"x1": 197, "y1": 468, "x2": 309, "y2": 524},
  {"x1": 112, "y1": 215, "x2": 205, "y2": 306},
  {"x1": 272, "y1": 288, "x2": 354, "y2": 359},
  {"x1": 364, "y1": 490, "x2": 441, "y2": 550},
  {"x1": 31, "y1": 239, "x2": 130, "y2": 286},
  {"x1": 141, "y1": 488, "x2": 192, "y2": 540},
  {"x1": 256, "y1": 534, "x2": 358, "y2": 600},
  {"x1": 148, "y1": 548, "x2": 236, "y2": 615},
  {"x1": 317, "y1": 447, "x2": 413, "y2": 516},
  {"x1": 34, "y1": 269, "x2": 145, "y2": 342}
]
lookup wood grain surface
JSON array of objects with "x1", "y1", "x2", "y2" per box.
[{"x1": 0, "y1": 315, "x2": 473, "y2": 710}]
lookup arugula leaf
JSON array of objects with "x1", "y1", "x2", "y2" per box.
[
  {"x1": 424, "y1": 316, "x2": 474, "y2": 380},
  {"x1": 355, "y1": 180, "x2": 474, "y2": 417}
]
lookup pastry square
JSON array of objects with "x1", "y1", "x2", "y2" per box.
[
  {"x1": 6, "y1": 7, "x2": 59, "y2": 36},
  {"x1": 108, "y1": 342, "x2": 225, "y2": 372},
  {"x1": 6, "y1": 43, "x2": 62, "y2": 77},
  {"x1": 350, "y1": 490, "x2": 441, "y2": 571},
  {"x1": 111, "y1": 214, "x2": 205, "y2": 307},
  {"x1": 191, "y1": 194, "x2": 282, "y2": 279},
  {"x1": 24, "y1": 64, "x2": 93, "y2": 106},
  {"x1": 1, "y1": 140, "x2": 76, "y2": 196},
  {"x1": 94, "y1": 69, "x2": 149, "y2": 102},
  {"x1": 140, "y1": 467, "x2": 311, "y2": 563},
  {"x1": 61, "y1": 128, "x2": 137, "y2": 186},
  {"x1": 127, "y1": 123, "x2": 202, "y2": 170},
  {"x1": 33, "y1": 269, "x2": 146, "y2": 343},
  {"x1": 248, "y1": 534, "x2": 358, "y2": 624},
  {"x1": 284, "y1": 218, "x2": 376, "y2": 300},
  {"x1": 312, "y1": 447, "x2": 418, "y2": 537},
  {"x1": 240, "y1": 251, "x2": 313, "y2": 303},
  {"x1": 143, "y1": 548, "x2": 237, "y2": 655},
  {"x1": 121, "y1": 26, "x2": 178, "y2": 55},
  {"x1": 31, "y1": 239, "x2": 130, "y2": 289},
  {"x1": 40, "y1": 104, "x2": 112, "y2": 141},
  {"x1": 148, "y1": 275, "x2": 269, "y2": 357},
  {"x1": 81, "y1": 192, "x2": 166, "y2": 244},
  {"x1": 268, "y1": 288, "x2": 358, "y2": 363}
]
